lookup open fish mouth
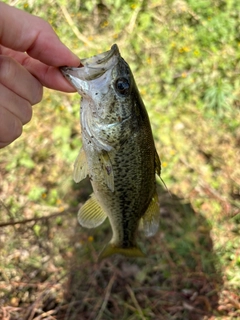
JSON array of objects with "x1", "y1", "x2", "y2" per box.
[{"x1": 60, "y1": 44, "x2": 120, "y2": 84}]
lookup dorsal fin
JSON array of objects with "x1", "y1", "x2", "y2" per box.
[
  {"x1": 139, "y1": 191, "x2": 160, "y2": 237},
  {"x1": 155, "y1": 148, "x2": 161, "y2": 177},
  {"x1": 155, "y1": 148, "x2": 169, "y2": 193}
]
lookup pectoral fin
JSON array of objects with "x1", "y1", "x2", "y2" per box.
[
  {"x1": 99, "y1": 150, "x2": 114, "y2": 192},
  {"x1": 73, "y1": 147, "x2": 88, "y2": 183},
  {"x1": 78, "y1": 194, "x2": 107, "y2": 228},
  {"x1": 139, "y1": 191, "x2": 160, "y2": 237}
]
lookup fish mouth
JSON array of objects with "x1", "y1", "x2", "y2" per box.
[{"x1": 60, "y1": 44, "x2": 120, "y2": 89}]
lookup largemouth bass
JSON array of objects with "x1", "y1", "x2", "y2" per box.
[{"x1": 61, "y1": 44, "x2": 161, "y2": 260}]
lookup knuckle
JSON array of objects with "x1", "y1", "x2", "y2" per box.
[
  {"x1": 0, "y1": 55, "x2": 15, "y2": 80},
  {"x1": 0, "y1": 108, "x2": 23, "y2": 146},
  {"x1": 19, "y1": 56, "x2": 43, "y2": 104},
  {"x1": 41, "y1": 18, "x2": 53, "y2": 31},
  {"x1": 22, "y1": 102, "x2": 33, "y2": 124},
  {"x1": 12, "y1": 117, "x2": 23, "y2": 140},
  {"x1": 32, "y1": 83, "x2": 43, "y2": 105},
  {"x1": 26, "y1": 78, "x2": 43, "y2": 106},
  {"x1": 0, "y1": 55, "x2": 43, "y2": 105}
]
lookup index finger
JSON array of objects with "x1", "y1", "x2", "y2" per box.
[{"x1": 0, "y1": 2, "x2": 80, "y2": 67}]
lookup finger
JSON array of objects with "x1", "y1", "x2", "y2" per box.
[
  {"x1": 23, "y1": 57, "x2": 78, "y2": 92},
  {"x1": 0, "y1": 55, "x2": 43, "y2": 105},
  {"x1": 0, "y1": 47, "x2": 77, "y2": 92},
  {"x1": 0, "y1": 106, "x2": 22, "y2": 148},
  {"x1": 0, "y1": 2, "x2": 80, "y2": 67},
  {"x1": 0, "y1": 48, "x2": 76, "y2": 92},
  {"x1": 0, "y1": 83, "x2": 32, "y2": 124}
]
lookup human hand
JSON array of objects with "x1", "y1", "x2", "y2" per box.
[{"x1": 0, "y1": 2, "x2": 81, "y2": 148}]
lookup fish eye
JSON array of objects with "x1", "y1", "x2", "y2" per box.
[{"x1": 115, "y1": 77, "x2": 130, "y2": 96}]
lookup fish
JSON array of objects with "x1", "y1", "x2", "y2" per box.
[{"x1": 60, "y1": 44, "x2": 161, "y2": 260}]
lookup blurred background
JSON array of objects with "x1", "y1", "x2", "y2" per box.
[{"x1": 0, "y1": 0, "x2": 239, "y2": 319}]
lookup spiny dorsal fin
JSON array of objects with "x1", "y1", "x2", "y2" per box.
[
  {"x1": 73, "y1": 147, "x2": 88, "y2": 183},
  {"x1": 155, "y1": 148, "x2": 161, "y2": 177},
  {"x1": 78, "y1": 194, "x2": 107, "y2": 228},
  {"x1": 99, "y1": 150, "x2": 114, "y2": 192},
  {"x1": 155, "y1": 148, "x2": 169, "y2": 193},
  {"x1": 139, "y1": 191, "x2": 160, "y2": 237}
]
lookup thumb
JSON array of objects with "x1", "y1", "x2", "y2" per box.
[{"x1": 0, "y1": 2, "x2": 80, "y2": 67}]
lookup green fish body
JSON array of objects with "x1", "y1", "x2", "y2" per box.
[{"x1": 61, "y1": 44, "x2": 161, "y2": 260}]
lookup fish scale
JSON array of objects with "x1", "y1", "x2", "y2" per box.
[{"x1": 61, "y1": 44, "x2": 161, "y2": 260}]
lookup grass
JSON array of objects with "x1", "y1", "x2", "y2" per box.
[{"x1": 0, "y1": 0, "x2": 239, "y2": 319}]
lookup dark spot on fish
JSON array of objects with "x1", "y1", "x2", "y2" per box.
[
  {"x1": 105, "y1": 166, "x2": 112, "y2": 175},
  {"x1": 95, "y1": 92, "x2": 98, "y2": 95}
]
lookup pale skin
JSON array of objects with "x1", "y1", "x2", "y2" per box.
[{"x1": 0, "y1": 2, "x2": 81, "y2": 148}]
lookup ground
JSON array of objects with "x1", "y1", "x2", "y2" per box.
[{"x1": 0, "y1": 1, "x2": 239, "y2": 319}]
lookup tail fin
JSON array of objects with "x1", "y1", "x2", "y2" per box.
[{"x1": 98, "y1": 244, "x2": 145, "y2": 261}]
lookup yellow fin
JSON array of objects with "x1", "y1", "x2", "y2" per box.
[
  {"x1": 98, "y1": 244, "x2": 145, "y2": 261},
  {"x1": 73, "y1": 147, "x2": 88, "y2": 183},
  {"x1": 155, "y1": 148, "x2": 161, "y2": 177},
  {"x1": 78, "y1": 194, "x2": 107, "y2": 228},
  {"x1": 99, "y1": 150, "x2": 114, "y2": 192},
  {"x1": 139, "y1": 191, "x2": 160, "y2": 237}
]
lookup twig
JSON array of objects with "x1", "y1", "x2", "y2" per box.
[
  {"x1": 0, "y1": 207, "x2": 78, "y2": 228},
  {"x1": 126, "y1": 284, "x2": 146, "y2": 320},
  {"x1": 95, "y1": 273, "x2": 116, "y2": 320},
  {"x1": 0, "y1": 306, "x2": 22, "y2": 320},
  {"x1": 126, "y1": 0, "x2": 144, "y2": 34},
  {"x1": 33, "y1": 309, "x2": 57, "y2": 320},
  {"x1": 58, "y1": 3, "x2": 95, "y2": 47},
  {"x1": 27, "y1": 288, "x2": 57, "y2": 320}
]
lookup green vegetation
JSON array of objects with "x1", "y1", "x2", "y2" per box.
[{"x1": 0, "y1": 0, "x2": 239, "y2": 319}]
